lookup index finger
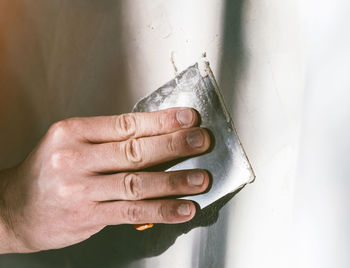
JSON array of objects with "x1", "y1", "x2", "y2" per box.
[{"x1": 71, "y1": 107, "x2": 198, "y2": 143}]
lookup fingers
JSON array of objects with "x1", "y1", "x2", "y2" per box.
[
  {"x1": 93, "y1": 200, "x2": 196, "y2": 225},
  {"x1": 87, "y1": 127, "x2": 210, "y2": 172},
  {"x1": 68, "y1": 108, "x2": 198, "y2": 143},
  {"x1": 87, "y1": 170, "x2": 210, "y2": 201}
]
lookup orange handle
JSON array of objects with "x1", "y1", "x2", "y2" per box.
[{"x1": 134, "y1": 223, "x2": 154, "y2": 231}]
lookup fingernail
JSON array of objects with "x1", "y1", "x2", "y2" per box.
[
  {"x1": 188, "y1": 171, "x2": 204, "y2": 186},
  {"x1": 177, "y1": 109, "x2": 194, "y2": 126},
  {"x1": 177, "y1": 203, "x2": 191, "y2": 216},
  {"x1": 186, "y1": 129, "x2": 204, "y2": 148}
]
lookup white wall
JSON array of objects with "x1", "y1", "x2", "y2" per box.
[
  {"x1": 0, "y1": 1, "x2": 349, "y2": 267},
  {"x1": 293, "y1": 1, "x2": 350, "y2": 267}
]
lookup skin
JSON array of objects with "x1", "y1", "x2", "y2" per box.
[{"x1": 0, "y1": 107, "x2": 211, "y2": 253}]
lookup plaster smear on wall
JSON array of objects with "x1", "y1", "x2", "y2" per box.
[{"x1": 121, "y1": 0, "x2": 225, "y2": 104}]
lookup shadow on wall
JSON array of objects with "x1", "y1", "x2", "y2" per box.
[
  {"x1": 196, "y1": 0, "x2": 246, "y2": 267},
  {"x1": 0, "y1": 0, "x2": 245, "y2": 267},
  {"x1": 218, "y1": 0, "x2": 246, "y2": 112}
]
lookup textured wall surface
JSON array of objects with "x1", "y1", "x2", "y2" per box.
[{"x1": 0, "y1": 1, "x2": 349, "y2": 267}]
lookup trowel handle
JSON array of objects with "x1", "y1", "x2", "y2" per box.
[{"x1": 134, "y1": 223, "x2": 154, "y2": 231}]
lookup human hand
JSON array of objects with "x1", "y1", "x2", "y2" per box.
[{"x1": 0, "y1": 108, "x2": 210, "y2": 253}]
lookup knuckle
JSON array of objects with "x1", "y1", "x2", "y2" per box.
[
  {"x1": 56, "y1": 180, "x2": 85, "y2": 200},
  {"x1": 115, "y1": 113, "x2": 136, "y2": 139},
  {"x1": 125, "y1": 203, "x2": 143, "y2": 223},
  {"x1": 49, "y1": 149, "x2": 80, "y2": 170},
  {"x1": 155, "y1": 112, "x2": 167, "y2": 133},
  {"x1": 48, "y1": 119, "x2": 73, "y2": 141},
  {"x1": 124, "y1": 139, "x2": 143, "y2": 163},
  {"x1": 166, "y1": 135, "x2": 178, "y2": 155},
  {"x1": 157, "y1": 204, "x2": 167, "y2": 222},
  {"x1": 167, "y1": 173, "x2": 178, "y2": 192},
  {"x1": 156, "y1": 109, "x2": 180, "y2": 132},
  {"x1": 122, "y1": 173, "x2": 143, "y2": 200},
  {"x1": 56, "y1": 181, "x2": 74, "y2": 199}
]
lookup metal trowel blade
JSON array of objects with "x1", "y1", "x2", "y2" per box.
[{"x1": 132, "y1": 63, "x2": 255, "y2": 208}]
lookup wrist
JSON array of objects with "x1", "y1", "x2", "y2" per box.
[
  {"x1": 0, "y1": 216, "x2": 13, "y2": 253},
  {"x1": 0, "y1": 168, "x2": 19, "y2": 254}
]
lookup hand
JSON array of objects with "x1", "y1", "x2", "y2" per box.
[{"x1": 0, "y1": 108, "x2": 210, "y2": 253}]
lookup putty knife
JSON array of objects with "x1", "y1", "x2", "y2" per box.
[{"x1": 133, "y1": 63, "x2": 255, "y2": 211}]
